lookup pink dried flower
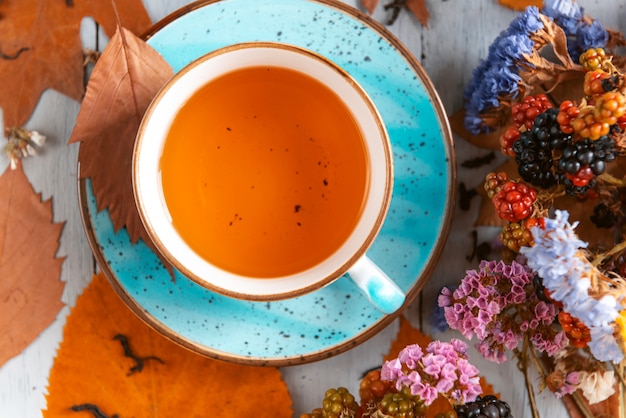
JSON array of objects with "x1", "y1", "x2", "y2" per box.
[
  {"x1": 380, "y1": 339, "x2": 482, "y2": 406},
  {"x1": 440, "y1": 259, "x2": 564, "y2": 361}
]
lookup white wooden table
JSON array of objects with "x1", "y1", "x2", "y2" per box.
[{"x1": 0, "y1": 1, "x2": 621, "y2": 417}]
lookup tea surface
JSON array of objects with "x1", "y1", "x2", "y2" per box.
[{"x1": 160, "y1": 65, "x2": 369, "y2": 277}]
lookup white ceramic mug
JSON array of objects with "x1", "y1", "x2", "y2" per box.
[{"x1": 133, "y1": 42, "x2": 405, "y2": 314}]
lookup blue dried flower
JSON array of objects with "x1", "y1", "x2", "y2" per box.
[
  {"x1": 463, "y1": 6, "x2": 544, "y2": 134},
  {"x1": 488, "y1": 33, "x2": 535, "y2": 63},
  {"x1": 542, "y1": 0, "x2": 582, "y2": 31},
  {"x1": 589, "y1": 325, "x2": 624, "y2": 363},
  {"x1": 575, "y1": 20, "x2": 609, "y2": 56},
  {"x1": 508, "y1": 6, "x2": 543, "y2": 35}
]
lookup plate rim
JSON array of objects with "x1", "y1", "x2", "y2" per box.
[{"x1": 77, "y1": 0, "x2": 457, "y2": 366}]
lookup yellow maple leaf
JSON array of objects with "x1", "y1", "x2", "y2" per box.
[{"x1": 44, "y1": 273, "x2": 293, "y2": 417}]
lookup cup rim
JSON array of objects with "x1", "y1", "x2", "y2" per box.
[{"x1": 132, "y1": 41, "x2": 393, "y2": 301}]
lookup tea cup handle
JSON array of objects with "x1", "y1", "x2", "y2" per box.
[{"x1": 347, "y1": 256, "x2": 405, "y2": 314}]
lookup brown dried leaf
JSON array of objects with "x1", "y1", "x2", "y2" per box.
[
  {"x1": 68, "y1": 28, "x2": 174, "y2": 245},
  {"x1": 361, "y1": 0, "x2": 379, "y2": 15},
  {"x1": 539, "y1": 15, "x2": 576, "y2": 69},
  {"x1": 449, "y1": 109, "x2": 504, "y2": 150},
  {"x1": 44, "y1": 272, "x2": 293, "y2": 417},
  {"x1": 0, "y1": 0, "x2": 151, "y2": 127},
  {"x1": 562, "y1": 387, "x2": 621, "y2": 418},
  {"x1": 0, "y1": 163, "x2": 65, "y2": 367},
  {"x1": 552, "y1": 194, "x2": 616, "y2": 250},
  {"x1": 497, "y1": 0, "x2": 541, "y2": 11},
  {"x1": 405, "y1": 0, "x2": 429, "y2": 28}
]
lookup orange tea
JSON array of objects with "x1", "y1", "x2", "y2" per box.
[{"x1": 159, "y1": 65, "x2": 369, "y2": 277}]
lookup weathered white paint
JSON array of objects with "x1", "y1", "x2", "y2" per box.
[{"x1": 1, "y1": 1, "x2": 624, "y2": 417}]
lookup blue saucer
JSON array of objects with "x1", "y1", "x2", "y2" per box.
[{"x1": 80, "y1": 0, "x2": 455, "y2": 365}]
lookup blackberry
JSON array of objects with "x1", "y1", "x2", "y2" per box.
[
  {"x1": 556, "y1": 136, "x2": 616, "y2": 195},
  {"x1": 455, "y1": 395, "x2": 513, "y2": 418},
  {"x1": 513, "y1": 108, "x2": 572, "y2": 188},
  {"x1": 533, "y1": 275, "x2": 550, "y2": 302},
  {"x1": 590, "y1": 203, "x2": 618, "y2": 228}
]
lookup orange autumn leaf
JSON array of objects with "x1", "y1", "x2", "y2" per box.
[
  {"x1": 0, "y1": 0, "x2": 152, "y2": 127},
  {"x1": 406, "y1": 0, "x2": 430, "y2": 28},
  {"x1": 497, "y1": 0, "x2": 542, "y2": 11},
  {"x1": 69, "y1": 27, "x2": 174, "y2": 246},
  {"x1": 449, "y1": 109, "x2": 504, "y2": 151},
  {"x1": 384, "y1": 317, "x2": 498, "y2": 417},
  {"x1": 0, "y1": 162, "x2": 65, "y2": 367},
  {"x1": 361, "y1": 0, "x2": 379, "y2": 15},
  {"x1": 44, "y1": 272, "x2": 293, "y2": 417}
]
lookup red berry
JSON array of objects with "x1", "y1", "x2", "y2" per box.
[
  {"x1": 499, "y1": 126, "x2": 520, "y2": 156},
  {"x1": 556, "y1": 101, "x2": 580, "y2": 134},
  {"x1": 492, "y1": 181, "x2": 537, "y2": 222},
  {"x1": 565, "y1": 165, "x2": 595, "y2": 187},
  {"x1": 511, "y1": 94, "x2": 553, "y2": 130},
  {"x1": 583, "y1": 70, "x2": 612, "y2": 97},
  {"x1": 558, "y1": 311, "x2": 591, "y2": 348},
  {"x1": 617, "y1": 114, "x2": 626, "y2": 131}
]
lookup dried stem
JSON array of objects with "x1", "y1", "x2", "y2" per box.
[
  {"x1": 515, "y1": 341, "x2": 540, "y2": 418},
  {"x1": 598, "y1": 172, "x2": 626, "y2": 187},
  {"x1": 569, "y1": 392, "x2": 597, "y2": 418},
  {"x1": 592, "y1": 240, "x2": 626, "y2": 267}
]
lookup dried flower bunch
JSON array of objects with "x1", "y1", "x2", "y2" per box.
[
  {"x1": 301, "y1": 339, "x2": 494, "y2": 418},
  {"x1": 3, "y1": 127, "x2": 46, "y2": 169},
  {"x1": 442, "y1": 0, "x2": 626, "y2": 415}
]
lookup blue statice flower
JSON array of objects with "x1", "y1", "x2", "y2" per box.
[
  {"x1": 542, "y1": 0, "x2": 582, "y2": 35},
  {"x1": 463, "y1": 6, "x2": 543, "y2": 134},
  {"x1": 488, "y1": 33, "x2": 535, "y2": 63},
  {"x1": 520, "y1": 210, "x2": 592, "y2": 318},
  {"x1": 589, "y1": 325, "x2": 624, "y2": 363},
  {"x1": 521, "y1": 210, "x2": 587, "y2": 279},
  {"x1": 576, "y1": 20, "x2": 609, "y2": 54},
  {"x1": 522, "y1": 210, "x2": 623, "y2": 363},
  {"x1": 509, "y1": 6, "x2": 544, "y2": 34}
]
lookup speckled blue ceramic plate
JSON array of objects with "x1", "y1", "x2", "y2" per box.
[{"x1": 79, "y1": 0, "x2": 455, "y2": 365}]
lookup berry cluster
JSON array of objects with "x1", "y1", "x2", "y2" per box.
[
  {"x1": 484, "y1": 172, "x2": 543, "y2": 252},
  {"x1": 498, "y1": 94, "x2": 552, "y2": 156},
  {"x1": 496, "y1": 48, "x2": 626, "y2": 198},
  {"x1": 302, "y1": 343, "x2": 495, "y2": 418},
  {"x1": 579, "y1": 47, "x2": 608, "y2": 73},
  {"x1": 556, "y1": 136, "x2": 616, "y2": 194},
  {"x1": 558, "y1": 311, "x2": 591, "y2": 348},
  {"x1": 511, "y1": 93, "x2": 553, "y2": 131},
  {"x1": 454, "y1": 395, "x2": 513, "y2": 418},
  {"x1": 301, "y1": 387, "x2": 359, "y2": 418},
  {"x1": 498, "y1": 49, "x2": 624, "y2": 198}
]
